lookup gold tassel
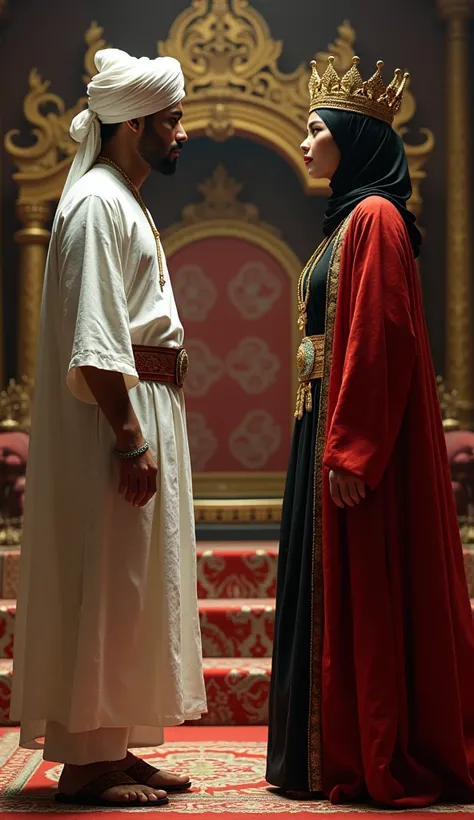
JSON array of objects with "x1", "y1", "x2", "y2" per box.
[
  {"x1": 294, "y1": 385, "x2": 303, "y2": 420},
  {"x1": 294, "y1": 383, "x2": 313, "y2": 420},
  {"x1": 297, "y1": 311, "x2": 307, "y2": 333}
]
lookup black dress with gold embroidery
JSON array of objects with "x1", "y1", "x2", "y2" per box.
[{"x1": 266, "y1": 237, "x2": 335, "y2": 791}]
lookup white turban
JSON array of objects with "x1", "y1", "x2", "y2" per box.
[{"x1": 60, "y1": 48, "x2": 185, "y2": 204}]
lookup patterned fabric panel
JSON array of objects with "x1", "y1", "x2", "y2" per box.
[{"x1": 170, "y1": 238, "x2": 293, "y2": 472}]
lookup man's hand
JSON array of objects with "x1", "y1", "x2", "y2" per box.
[
  {"x1": 117, "y1": 447, "x2": 158, "y2": 508},
  {"x1": 81, "y1": 366, "x2": 158, "y2": 508},
  {"x1": 329, "y1": 469, "x2": 365, "y2": 508}
]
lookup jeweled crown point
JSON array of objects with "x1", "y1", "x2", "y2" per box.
[{"x1": 308, "y1": 54, "x2": 409, "y2": 126}]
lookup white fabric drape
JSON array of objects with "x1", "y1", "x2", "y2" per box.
[{"x1": 11, "y1": 165, "x2": 206, "y2": 764}]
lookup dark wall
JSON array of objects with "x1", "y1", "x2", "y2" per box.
[{"x1": 1, "y1": 0, "x2": 448, "y2": 379}]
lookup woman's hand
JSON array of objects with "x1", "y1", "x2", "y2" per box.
[{"x1": 329, "y1": 469, "x2": 365, "y2": 508}]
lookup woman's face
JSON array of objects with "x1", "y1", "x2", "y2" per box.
[{"x1": 300, "y1": 113, "x2": 341, "y2": 180}]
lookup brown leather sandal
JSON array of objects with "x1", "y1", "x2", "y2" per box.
[
  {"x1": 126, "y1": 758, "x2": 192, "y2": 793},
  {"x1": 55, "y1": 769, "x2": 170, "y2": 807}
]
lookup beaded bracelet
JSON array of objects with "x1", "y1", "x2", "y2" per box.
[{"x1": 113, "y1": 441, "x2": 149, "y2": 460}]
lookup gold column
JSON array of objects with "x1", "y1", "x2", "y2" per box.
[
  {"x1": 0, "y1": 118, "x2": 5, "y2": 388},
  {"x1": 14, "y1": 203, "x2": 51, "y2": 381},
  {"x1": 438, "y1": 0, "x2": 474, "y2": 427}
]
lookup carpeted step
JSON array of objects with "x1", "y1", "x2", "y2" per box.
[
  {"x1": 197, "y1": 544, "x2": 278, "y2": 599},
  {"x1": 200, "y1": 599, "x2": 275, "y2": 658},
  {"x1": 0, "y1": 598, "x2": 276, "y2": 660},
  {"x1": 0, "y1": 545, "x2": 280, "y2": 601},
  {"x1": 4, "y1": 545, "x2": 474, "y2": 600},
  {"x1": 0, "y1": 602, "x2": 15, "y2": 660},
  {"x1": 0, "y1": 657, "x2": 271, "y2": 727},
  {"x1": 0, "y1": 550, "x2": 20, "y2": 600},
  {"x1": 0, "y1": 659, "x2": 14, "y2": 726},
  {"x1": 192, "y1": 658, "x2": 271, "y2": 726}
]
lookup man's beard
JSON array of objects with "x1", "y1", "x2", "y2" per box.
[
  {"x1": 138, "y1": 128, "x2": 180, "y2": 176},
  {"x1": 158, "y1": 154, "x2": 178, "y2": 176}
]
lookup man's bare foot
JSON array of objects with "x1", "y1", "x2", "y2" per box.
[
  {"x1": 58, "y1": 761, "x2": 168, "y2": 803},
  {"x1": 120, "y1": 752, "x2": 192, "y2": 791}
]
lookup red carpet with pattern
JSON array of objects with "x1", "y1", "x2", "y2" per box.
[{"x1": 1, "y1": 726, "x2": 474, "y2": 818}]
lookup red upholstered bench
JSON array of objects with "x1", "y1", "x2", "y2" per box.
[{"x1": 0, "y1": 431, "x2": 29, "y2": 519}]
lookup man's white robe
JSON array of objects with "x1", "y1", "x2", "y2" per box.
[{"x1": 10, "y1": 164, "x2": 207, "y2": 763}]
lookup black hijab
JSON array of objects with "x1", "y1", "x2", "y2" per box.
[{"x1": 316, "y1": 108, "x2": 422, "y2": 258}]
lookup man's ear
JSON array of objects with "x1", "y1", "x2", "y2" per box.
[{"x1": 126, "y1": 118, "x2": 141, "y2": 133}]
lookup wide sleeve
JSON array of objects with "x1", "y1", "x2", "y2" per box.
[
  {"x1": 57, "y1": 194, "x2": 139, "y2": 404},
  {"x1": 323, "y1": 202, "x2": 417, "y2": 490}
]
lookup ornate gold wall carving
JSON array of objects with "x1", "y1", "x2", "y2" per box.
[
  {"x1": 162, "y1": 164, "x2": 299, "y2": 501},
  {"x1": 0, "y1": 377, "x2": 32, "y2": 431},
  {"x1": 158, "y1": 1, "x2": 433, "y2": 217},
  {"x1": 4, "y1": 22, "x2": 107, "y2": 205}
]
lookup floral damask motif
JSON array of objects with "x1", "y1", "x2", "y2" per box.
[
  {"x1": 229, "y1": 410, "x2": 281, "y2": 469},
  {"x1": 185, "y1": 339, "x2": 225, "y2": 397},
  {"x1": 200, "y1": 603, "x2": 274, "y2": 659},
  {"x1": 173, "y1": 264, "x2": 218, "y2": 322},
  {"x1": 186, "y1": 412, "x2": 218, "y2": 471},
  {"x1": 223, "y1": 663, "x2": 271, "y2": 724},
  {"x1": 197, "y1": 548, "x2": 278, "y2": 599},
  {"x1": 228, "y1": 261, "x2": 282, "y2": 320},
  {"x1": 226, "y1": 337, "x2": 280, "y2": 394}
]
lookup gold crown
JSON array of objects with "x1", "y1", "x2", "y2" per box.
[{"x1": 308, "y1": 55, "x2": 409, "y2": 125}]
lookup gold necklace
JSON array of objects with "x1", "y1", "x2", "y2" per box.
[
  {"x1": 96, "y1": 156, "x2": 165, "y2": 291},
  {"x1": 297, "y1": 235, "x2": 332, "y2": 333}
]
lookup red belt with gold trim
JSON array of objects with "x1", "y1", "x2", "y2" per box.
[{"x1": 132, "y1": 344, "x2": 189, "y2": 388}]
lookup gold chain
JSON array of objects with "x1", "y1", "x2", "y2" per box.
[
  {"x1": 96, "y1": 156, "x2": 165, "y2": 291},
  {"x1": 297, "y1": 235, "x2": 332, "y2": 334}
]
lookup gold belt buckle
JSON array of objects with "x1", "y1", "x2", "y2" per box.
[
  {"x1": 175, "y1": 348, "x2": 189, "y2": 387},
  {"x1": 297, "y1": 335, "x2": 325, "y2": 383},
  {"x1": 295, "y1": 335, "x2": 325, "y2": 420}
]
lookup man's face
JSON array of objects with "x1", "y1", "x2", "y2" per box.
[{"x1": 137, "y1": 102, "x2": 187, "y2": 175}]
